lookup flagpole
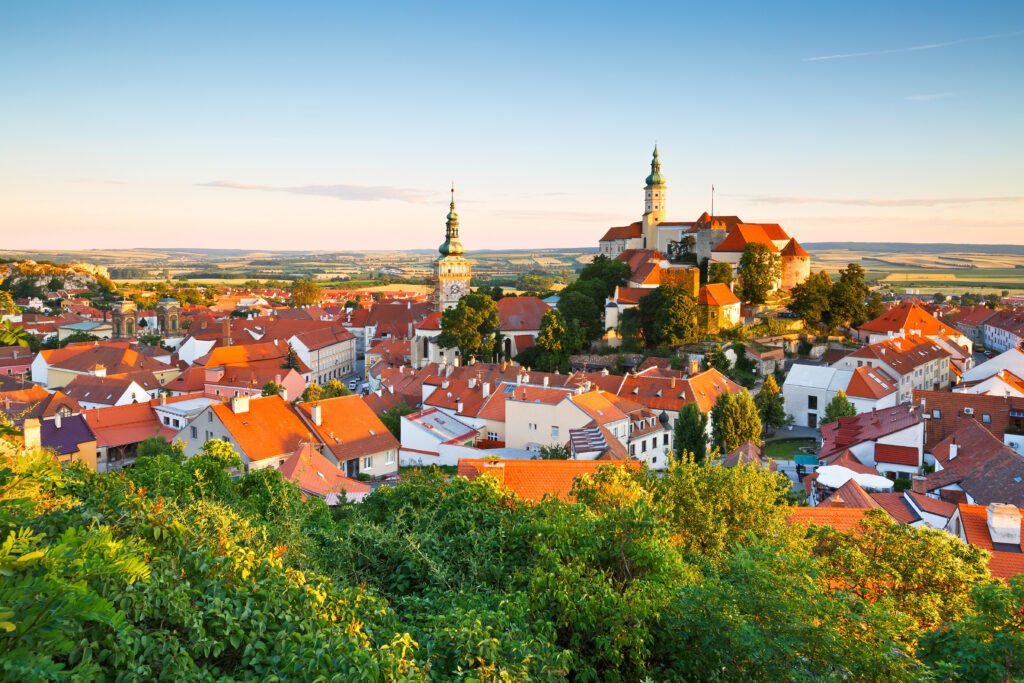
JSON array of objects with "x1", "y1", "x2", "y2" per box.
[{"x1": 711, "y1": 184, "x2": 715, "y2": 222}]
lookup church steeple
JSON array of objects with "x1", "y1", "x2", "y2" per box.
[
  {"x1": 643, "y1": 145, "x2": 666, "y2": 223},
  {"x1": 439, "y1": 184, "x2": 465, "y2": 256}
]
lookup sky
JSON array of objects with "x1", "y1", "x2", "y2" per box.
[{"x1": 2, "y1": 1, "x2": 1023, "y2": 251}]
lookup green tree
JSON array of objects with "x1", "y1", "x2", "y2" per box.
[
  {"x1": 57, "y1": 331, "x2": 101, "y2": 347},
  {"x1": 534, "y1": 309, "x2": 584, "y2": 372},
  {"x1": 703, "y1": 345, "x2": 731, "y2": 373},
  {"x1": 280, "y1": 344, "x2": 302, "y2": 371},
  {"x1": 515, "y1": 273, "x2": 554, "y2": 293},
  {"x1": 753, "y1": 374, "x2": 787, "y2": 432},
  {"x1": 707, "y1": 261, "x2": 733, "y2": 288},
  {"x1": 821, "y1": 390, "x2": 857, "y2": 426},
  {"x1": 933, "y1": 291, "x2": 946, "y2": 304},
  {"x1": 618, "y1": 288, "x2": 663, "y2": 349},
  {"x1": 0, "y1": 320, "x2": 31, "y2": 348},
  {"x1": 673, "y1": 403, "x2": 708, "y2": 463},
  {"x1": 711, "y1": 390, "x2": 762, "y2": 453},
  {"x1": 654, "y1": 283, "x2": 700, "y2": 346},
  {"x1": 738, "y1": 243, "x2": 782, "y2": 304},
  {"x1": 437, "y1": 292, "x2": 499, "y2": 361},
  {"x1": 379, "y1": 403, "x2": 415, "y2": 439},
  {"x1": 829, "y1": 263, "x2": 870, "y2": 329},
  {"x1": 536, "y1": 444, "x2": 571, "y2": 459},
  {"x1": 262, "y1": 381, "x2": 283, "y2": 397},
  {"x1": 301, "y1": 382, "x2": 324, "y2": 403},
  {"x1": 787, "y1": 270, "x2": 833, "y2": 328},
  {"x1": 289, "y1": 278, "x2": 321, "y2": 307},
  {"x1": 0, "y1": 290, "x2": 17, "y2": 315},
  {"x1": 865, "y1": 291, "x2": 885, "y2": 320},
  {"x1": 557, "y1": 255, "x2": 630, "y2": 341},
  {"x1": 323, "y1": 379, "x2": 352, "y2": 398}
]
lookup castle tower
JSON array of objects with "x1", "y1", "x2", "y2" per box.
[
  {"x1": 110, "y1": 299, "x2": 138, "y2": 339},
  {"x1": 641, "y1": 146, "x2": 667, "y2": 249},
  {"x1": 156, "y1": 297, "x2": 181, "y2": 334},
  {"x1": 780, "y1": 238, "x2": 811, "y2": 290},
  {"x1": 434, "y1": 187, "x2": 472, "y2": 312}
]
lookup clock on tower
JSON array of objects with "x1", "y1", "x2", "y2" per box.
[{"x1": 435, "y1": 186, "x2": 472, "y2": 312}]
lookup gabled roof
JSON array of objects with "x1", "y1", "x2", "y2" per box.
[
  {"x1": 819, "y1": 449, "x2": 879, "y2": 475},
  {"x1": 38, "y1": 414, "x2": 96, "y2": 455},
  {"x1": 848, "y1": 334, "x2": 951, "y2": 375},
  {"x1": 497, "y1": 297, "x2": 550, "y2": 332},
  {"x1": 712, "y1": 224, "x2": 785, "y2": 253},
  {"x1": 874, "y1": 443, "x2": 919, "y2": 466},
  {"x1": 599, "y1": 222, "x2": 642, "y2": 242},
  {"x1": 720, "y1": 440, "x2": 773, "y2": 469},
  {"x1": 63, "y1": 375, "x2": 142, "y2": 406},
  {"x1": 568, "y1": 421, "x2": 629, "y2": 460},
  {"x1": 819, "y1": 405, "x2": 922, "y2": 458},
  {"x1": 211, "y1": 395, "x2": 316, "y2": 463},
  {"x1": 456, "y1": 458, "x2": 641, "y2": 502},
  {"x1": 845, "y1": 366, "x2": 898, "y2": 399},
  {"x1": 611, "y1": 286, "x2": 655, "y2": 306},
  {"x1": 84, "y1": 393, "x2": 208, "y2": 448},
  {"x1": 279, "y1": 443, "x2": 370, "y2": 501},
  {"x1": 295, "y1": 394, "x2": 399, "y2": 462},
  {"x1": 924, "y1": 420, "x2": 1024, "y2": 506},
  {"x1": 0, "y1": 384, "x2": 81, "y2": 424},
  {"x1": 949, "y1": 305, "x2": 998, "y2": 327},
  {"x1": 570, "y1": 390, "x2": 628, "y2": 426},
  {"x1": 857, "y1": 301, "x2": 962, "y2": 338},
  {"x1": 869, "y1": 492, "x2": 922, "y2": 524},
  {"x1": 914, "y1": 389, "x2": 1024, "y2": 451},
  {"x1": 820, "y1": 479, "x2": 881, "y2": 509},
  {"x1": 787, "y1": 507, "x2": 874, "y2": 533},
  {"x1": 698, "y1": 283, "x2": 740, "y2": 307},
  {"x1": 956, "y1": 504, "x2": 1024, "y2": 580},
  {"x1": 40, "y1": 341, "x2": 174, "y2": 376}
]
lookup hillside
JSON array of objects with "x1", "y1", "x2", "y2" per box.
[
  {"x1": 1, "y1": 260, "x2": 115, "y2": 298},
  {"x1": 2, "y1": 443, "x2": 1021, "y2": 681}
]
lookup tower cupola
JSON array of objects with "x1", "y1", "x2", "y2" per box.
[
  {"x1": 643, "y1": 145, "x2": 667, "y2": 223},
  {"x1": 439, "y1": 186, "x2": 465, "y2": 256}
]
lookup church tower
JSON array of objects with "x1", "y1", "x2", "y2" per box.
[
  {"x1": 641, "y1": 146, "x2": 667, "y2": 250},
  {"x1": 434, "y1": 187, "x2": 471, "y2": 312}
]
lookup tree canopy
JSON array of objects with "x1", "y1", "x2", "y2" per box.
[
  {"x1": 738, "y1": 243, "x2": 781, "y2": 304},
  {"x1": 711, "y1": 389, "x2": 762, "y2": 453},
  {"x1": 437, "y1": 292, "x2": 500, "y2": 361},
  {"x1": 673, "y1": 402, "x2": 708, "y2": 463},
  {"x1": 289, "y1": 278, "x2": 321, "y2": 307},
  {"x1": 822, "y1": 389, "x2": 858, "y2": 426}
]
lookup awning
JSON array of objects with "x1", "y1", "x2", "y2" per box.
[
  {"x1": 794, "y1": 454, "x2": 819, "y2": 466},
  {"x1": 815, "y1": 465, "x2": 894, "y2": 491}
]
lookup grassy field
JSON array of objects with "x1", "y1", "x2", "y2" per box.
[{"x1": 764, "y1": 438, "x2": 817, "y2": 460}]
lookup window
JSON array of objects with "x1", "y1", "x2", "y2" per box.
[
  {"x1": 808, "y1": 395, "x2": 818, "y2": 410},
  {"x1": 362, "y1": 456, "x2": 373, "y2": 469},
  {"x1": 487, "y1": 431, "x2": 498, "y2": 440},
  {"x1": 208, "y1": 412, "x2": 213, "y2": 422},
  {"x1": 386, "y1": 451, "x2": 395, "y2": 464},
  {"x1": 191, "y1": 426, "x2": 198, "y2": 439},
  {"x1": 663, "y1": 434, "x2": 669, "y2": 446},
  {"x1": 641, "y1": 440, "x2": 647, "y2": 453},
  {"x1": 932, "y1": 409, "x2": 941, "y2": 419},
  {"x1": 551, "y1": 426, "x2": 559, "y2": 438},
  {"x1": 982, "y1": 413, "x2": 991, "y2": 424}
]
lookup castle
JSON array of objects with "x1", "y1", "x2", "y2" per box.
[{"x1": 598, "y1": 148, "x2": 810, "y2": 291}]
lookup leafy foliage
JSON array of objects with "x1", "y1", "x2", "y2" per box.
[
  {"x1": 289, "y1": 278, "x2": 321, "y2": 307},
  {"x1": 822, "y1": 389, "x2": 858, "y2": 426},
  {"x1": 711, "y1": 389, "x2": 762, "y2": 453},
  {"x1": 754, "y1": 374, "x2": 787, "y2": 431},
  {"x1": 738, "y1": 243, "x2": 781, "y2": 304},
  {"x1": 438, "y1": 292, "x2": 500, "y2": 361},
  {"x1": 673, "y1": 402, "x2": 708, "y2": 463}
]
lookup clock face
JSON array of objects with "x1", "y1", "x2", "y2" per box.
[{"x1": 445, "y1": 280, "x2": 467, "y2": 298}]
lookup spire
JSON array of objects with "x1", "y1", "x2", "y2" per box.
[
  {"x1": 439, "y1": 183, "x2": 464, "y2": 257},
  {"x1": 645, "y1": 145, "x2": 665, "y2": 188}
]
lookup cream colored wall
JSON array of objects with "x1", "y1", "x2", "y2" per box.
[
  {"x1": 504, "y1": 397, "x2": 588, "y2": 451},
  {"x1": 46, "y1": 368, "x2": 79, "y2": 388}
]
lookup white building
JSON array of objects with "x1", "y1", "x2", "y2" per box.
[{"x1": 783, "y1": 364, "x2": 898, "y2": 429}]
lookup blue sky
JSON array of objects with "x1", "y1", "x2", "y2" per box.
[{"x1": 2, "y1": 1, "x2": 1022, "y2": 250}]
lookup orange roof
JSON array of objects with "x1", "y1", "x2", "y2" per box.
[
  {"x1": 212, "y1": 395, "x2": 316, "y2": 463},
  {"x1": 599, "y1": 223, "x2": 642, "y2": 242},
  {"x1": 712, "y1": 224, "x2": 784, "y2": 253},
  {"x1": 295, "y1": 394, "x2": 399, "y2": 462},
  {"x1": 497, "y1": 297, "x2": 550, "y2": 331},
  {"x1": 820, "y1": 479, "x2": 881, "y2": 509},
  {"x1": 83, "y1": 393, "x2": 207, "y2": 448},
  {"x1": 457, "y1": 458, "x2": 641, "y2": 502},
  {"x1": 279, "y1": 443, "x2": 370, "y2": 499},
  {"x1": 845, "y1": 366, "x2": 898, "y2": 399},
  {"x1": 780, "y1": 238, "x2": 809, "y2": 257},
  {"x1": 787, "y1": 507, "x2": 873, "y2": 533},
  {"x1": 570, "y1": 390, "x2": 628, "y2": 426},
  {"x1": 957, "y1": 504, "x2": 1024, "y2": 580},
  {"x1": 613, "y1": 286, "x2": 655, "y2": 306},
  {"x1": 870, "y1": 493, "x2": 921, "y2": 524},
  {"x1": 858, "y1": 301, "x2": 962, "y2": 338},
  {"x1": 698, "y1": 283, "x2": 740, "y2": 307}
]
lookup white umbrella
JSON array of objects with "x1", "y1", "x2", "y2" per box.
[{"x1": 815, "y1": 465, "x2": 894, "y2": 491}]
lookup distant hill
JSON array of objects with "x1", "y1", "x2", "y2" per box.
[{"x1": 804, "y1": 242, "x2": 1024, "y2": 255}]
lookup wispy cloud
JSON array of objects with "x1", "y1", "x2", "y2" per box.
[
  {"x1": 733, "y1": 194, "x2": 1024, "y2": 208},
  {"x1": 905, "y1": 92, "x2": 956, "y2": 101},
  {"x1": 198, "y1": 180, "x2": 430, "y2": 203},
  {"x1": 805, "y1": 29, "x2": 1024, "y2": 62}
]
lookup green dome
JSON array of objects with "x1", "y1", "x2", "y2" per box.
[
  {"x1": 645, "y1": 145, "x2": 666, "y2": 187},
  {"x1": 439, "y1": 192, "x2": 464, "y2": 256}
]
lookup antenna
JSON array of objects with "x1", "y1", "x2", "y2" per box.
[{"x1": 711, "y1": 184, "x2": 715, "y2": 223}]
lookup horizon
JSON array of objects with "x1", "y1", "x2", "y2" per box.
[{"x1": 2, "y1": 2, "x2": 1023, "y2": 250}]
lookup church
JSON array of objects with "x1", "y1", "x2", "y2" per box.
[
  {"x1": 434, "y1": 187, "x2": 472, "y2": 312},
  {"x1": 598, "y1": 148, "x2": 810, "y2": 291}
]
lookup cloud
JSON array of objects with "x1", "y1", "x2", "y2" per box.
[
  {"x1": 490, "y1": 208, "x2": 623, "y2": 222},
  {"x1": 904, "y1": 92, "x2": 955, "y2": 101},
  {"x1": 198, "y1": 180, "x2": 430, "y2": 203},
  {"x1": 732, "y1": 194, "x2": 1024, "y2": 208},
  {"x1": 805, "y1": 29, "x2": 1024, "y2": 62}
]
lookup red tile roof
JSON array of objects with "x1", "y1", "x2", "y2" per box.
[
  {"x1": 599, "y1": 222, "x2": 642, "y2": 242},
  {"x1": 698, "y1": 283, "x2": 740, "y2": 307},
  {"x1": 821, "y1": 479, "x2": 881, "y2": 509},
  {"x1": 497, "y1": 297, "x2": 550, "y2": 332},
  {"x1": 780, "y1": 238, "x2": 809, "y2": 257},
  {"x1": 874, "y1": 443, "x2": 920, "y2": 466},
  {"x1": 212, "y1": 395, "x2": 316, "y2": 463},
  {"x1": 858, "y1": 301, "x2": 961, "y2": 338},
  {"x1": 845, "y1": 366, "x2": 898, "y2": 399},
  {"x1": 957, "y1": 504, "x2": 1024, "y2": 580},
  {"x1": 787, "y1": 507, "x2": 874, "y2": 533},
  {"x1": 819, "y1": 405, "x2": 922, "y2": 458},
  {"x1": 870, "y1": 493, "x2": 921, "y2": 524},
  {"x1": 915, "y1": 389, "x2": 1024, "y2": 451},
  {"x1": 925, "y1": 419, "x2": 1024, "y2": 506},
  {"x1": 457, "y1": 458, "x2": 641, "y2": 502},
  {"x1": 83, "y1": 394, "x2": 207, "y2": 448},
  {"x1": 295, "y1": 394, "x2": 399, "y2": 463},
  {"x1": 712, "y1": 224, "x2": 786, "y2": 253},
  {"x1": 279, "y1": 443, "x2": 370, "y2": 501}
]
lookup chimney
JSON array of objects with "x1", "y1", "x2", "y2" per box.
[
  {"x1": 601, "y1": 368, "x2": 609, "y2": 376},
  {"x1": 987, "y1": 504, "x2": 1022, "y2": 546},
  {"x1": 911, "y1": 476, "x2": 927, "y2": 494},
  {"x1": 159, "y1": 393, "x2": 167, "y2": 405},
  {"x1": 442, "y1": 380, "x2": 449, "y2": 389},
  {"x1": 671, "y1": 376, "x2": 676, "y2": 389},
  {"x1": 482, "y1": 382, "x2": 491, "y2": 398},
  {"x1": 949, "y1": 442, "x2": 958, "y2": 460},
  {"x1": 222, "y1": 319, "x2": 231, "y2": 345},
  {"x1": 468, "y1": 378, "x2": 476, "y2": 389},
  {"x1": 23, "y1": 418, "x2": 41, "y2": 449},
  {"x1": 543, "y1": 376, "x2": 549, "y2": 387},
  {"x1": 279, "y1": 388, "x2": 287, "y2": 401},
  {"x1": 311, "y1": 403, "x2": 322, "y2": 426},
  {"x1": 829, "y1": 493, "x2": 846, "y2": 508},
  {"x1": 54, "y1": 413, "x2": 62, "y2": 430},
  {"x1": 230, "y1": 395, "x2": 249, "y2": 414},
  {"x1": 456, "y1": 400, "x2": 464, "y2": 413},
  {"x1": 275, "y1": 374, "x2": 281, "y2": 385},
  {"x1": 93, "y1": 364, "x2": 106, "y2": 377},
  {"x1": 481, "y1": 459, "x2": 505, "y2": 482}
]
